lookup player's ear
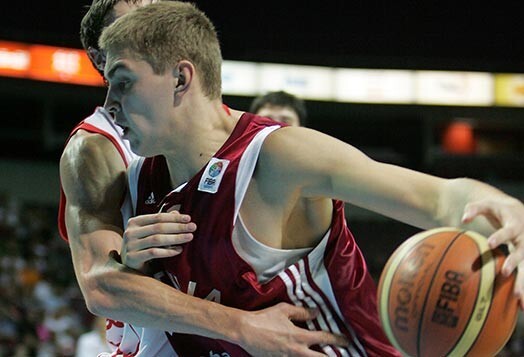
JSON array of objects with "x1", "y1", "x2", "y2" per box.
[
  {"x1": 87, "y1": 47, "x2": 106, "y2": 73},
  {"x1": 172, "y1": 61, "x2": 193, "y2": 96}
]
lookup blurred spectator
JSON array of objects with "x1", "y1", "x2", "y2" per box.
[
  {"x1": 0, "y1": 193, "x2": 88, "y2": 356},
  {"x1": 75, "y1": 316, "x2": 110, "y2": 357},
  {"x1": 250, "y1": 90, "x2": 307, "y2": 127}
]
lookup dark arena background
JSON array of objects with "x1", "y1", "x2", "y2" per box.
[{"x1": 0, "y1": 1, "x2": 523, "y2": 355}]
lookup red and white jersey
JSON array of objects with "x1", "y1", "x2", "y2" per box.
[
  {"x1": 57, "y1": 107, "x2": 152, "y2": 356},
  {"x1": 103, "y1": 319, "x2": 172, "y2": 357},
  {"x1": 58, "y1": 106, "x2": 137, "y2": 241},
  {"x1": 129, "y1": 113, "x2": 400, "y2": 356}
]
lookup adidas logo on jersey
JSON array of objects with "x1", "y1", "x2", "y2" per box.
[{"x1": 145, "y1": 192, "x2": 156, "y2": 205}]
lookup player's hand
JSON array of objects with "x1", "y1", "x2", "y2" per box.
[
  {"x1": 122, "y1": 211, "x2": 196, "y2": 272},
  {"x1": 238, "y1": 302, "x2": 349, "y2": 356},
  {"x1": 462, "y1": 197, "x2": 524, "y2": 307}
]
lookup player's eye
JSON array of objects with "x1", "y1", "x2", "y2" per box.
[{"x1": 118, "y1": 79, "x2": 131, "y2": 93}]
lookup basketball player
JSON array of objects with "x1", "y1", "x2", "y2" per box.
[
  {"x1": 61, "y1": 0, "x2": 344, "y2": 355},
  {"x1": 99, "y1": 2, "x2": 524, "y2": 354},
  {"x1": 61, "y1": 1, "x2": 192, "y2": 353},
  {"x1": 250, "y1": 90, "x2": 307, "y2": 127}
]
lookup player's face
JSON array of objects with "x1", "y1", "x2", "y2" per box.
[
  {"x1": 104, "y1": 52, "x2": 177, "y2": 157},
  {"x1": 256, "y1": 105, "x2": 301, "y2": 127}
]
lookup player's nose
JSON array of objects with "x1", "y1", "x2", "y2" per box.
[{"x1": 104, "y1": 90, "x2": 124, "y2": 123}]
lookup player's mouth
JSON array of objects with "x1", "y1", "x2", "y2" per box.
[{"x1": 118, "y1": 124, "x2": 129, "y2": 138}]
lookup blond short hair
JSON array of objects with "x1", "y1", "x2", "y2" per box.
[{"x1": 99, "y1": 1, "x2": 222, "y2": 99}]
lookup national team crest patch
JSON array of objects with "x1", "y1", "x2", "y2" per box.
[{"x1": 198, "y1": 157, "x2": 230, "y2": 193}]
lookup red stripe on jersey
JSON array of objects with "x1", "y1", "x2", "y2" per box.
[{"x1": 58, "y1": 117, "x2": 130, "y2": 241}]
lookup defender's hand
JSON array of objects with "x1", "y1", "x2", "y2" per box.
[
  {"x1": 238, "y1": 302, "x2": 349, "y2": 356},
  {"x1": 122, "y1": 211, "x2": 196, "y2": 272}
]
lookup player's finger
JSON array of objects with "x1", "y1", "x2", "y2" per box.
[
  {"x1": 462, "y1": 200, "x2": 502, "y2": 228},
  {"x1": 513, "y1": 269, "x2": 524, "y2": 308},
  {"x1": 304, "y1": 329, "x2": 349, "y2": 348},
  {"x1": 503, "y1": 248, "x2": 524, "y2": 277},
  {"x1": 127, "y1": 212, "x2": 192, "y2": 226},
  {"x1": 292, "y1": 347, "x2": 339, "y2": 357},
  {"x1": 134, "y1": 233, "x2": 194, "y2": 250},
  {"x1": 128, "y1": 222, "x2": 197, "y2": 240},
  {"x1": 166, "y1": 209, "x2": 192, "y2": 223},
  {"x1": 284, "y1": 304, "x2": 319, "y2": 321},
  {"x1": 486, "y1": 227, "x2": 514, "y2": 249},
  {"x1": 129, "y1": 246, "x2": 183, "y2": 264}
]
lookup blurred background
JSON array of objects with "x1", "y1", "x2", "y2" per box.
[{"x1": 0, "y1": 1, "x2": 523, "y2": 355}]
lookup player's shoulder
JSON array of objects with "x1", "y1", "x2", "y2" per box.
[
  {"x1": 60, "y1": 129, "x2": 127, "y2": 206},
  {"x1": 60, "y1": 129, "x2": 126, "y2": 187},
  {"x1": 63, "y1": 129, "x2": 121, "y2": 162},
  {"x1": 256, "y1": 126, "x2": 334, "y2": 186},
  {"x1": 260, "y1": 126, "x2": 311, "y2": 159}
]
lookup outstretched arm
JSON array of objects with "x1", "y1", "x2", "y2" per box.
[{"x1": 257, "y1": 126, "x2": 524, "y2": 301}]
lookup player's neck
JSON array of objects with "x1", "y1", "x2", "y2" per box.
[{"x1": 165, "y1": 103, "x2": 242, "y2": 188}]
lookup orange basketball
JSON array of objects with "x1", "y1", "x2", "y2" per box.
[{"x1": 377, "y1": 227, "x2": 519, "y2": 357}]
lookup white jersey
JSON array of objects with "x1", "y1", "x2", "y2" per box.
[
  {"x1": 59, "y1": 107, "x2": 172, "y2": 356},
  {"x1": 59, "y1": 107, "x2": 137, "y2": 240}
]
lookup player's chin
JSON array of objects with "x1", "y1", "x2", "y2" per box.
[
  {"x1": 133, "y1": 138, "x2": 160, "y2": 158},
  {"x1": 129, "y1": 137, "x2": 146, "y2": 156}
]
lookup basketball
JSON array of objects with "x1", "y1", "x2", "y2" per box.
[{"x1": 377, "y1": 227, "x2": 519, "y2": 357}]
